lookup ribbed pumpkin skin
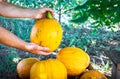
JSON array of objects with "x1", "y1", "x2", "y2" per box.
[
  {"x1": 30, "y1": 59, "x2": 67, "y2": 79},
  {"x1": 80, "y1": 70, "x2": 107, "y2": 79},
  {"x1": 17, "y1": 58, "x2": 39, "y2": 79},
  {"x1": 30, "y1": 19, "x2": 63, "y2": 52},
  {"x1": 56, "y1": 47, "x2": 90, "y2": 76}
]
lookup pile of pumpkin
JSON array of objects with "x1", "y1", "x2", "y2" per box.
[{"x1": 16, "y1": 12, "x2": 107, "y2": 79}]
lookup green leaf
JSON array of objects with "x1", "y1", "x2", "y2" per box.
[
  {"x1": 68, "y1": 38, "x2": 76, "y2": 46},
  {"x1": 72, "y1": 12, "x2": 81, "y2": 19},
  {"x1": 79, "y1": 0, "x2": 88, "y2": 6},
  {"x1": 74, "y1": 0, "x2": 89, "y2": 10},
  {"x1": 92, "y1": 29, "x2": 97, "y2": 35},
  {"x1": 70, "y1": 16, "x2": 88, "y2": 23}
]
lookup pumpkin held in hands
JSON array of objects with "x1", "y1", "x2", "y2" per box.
[
  {"x1": 30, "y1": 59, "x2": 67, "y2": 79},
  {"x1": 17, "y1": 58, "x2": 39, "y2": 79},
  {"x1": 80, "y1": 70, "x2": 107, "y2": 79},
  {"x1": 57, "y1": 47, "x2": 90, "y2": 76},
  {"x1": 30, "y1": 12, "x2": 63, "y2": 52}
]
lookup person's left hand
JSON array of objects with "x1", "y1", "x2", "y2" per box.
[
  {"x1": 32, "y1": 7, "x2": 54, "y2": 19},
  {"x1": 25, "y1": 43, "x2": 52, "y2": 55}
]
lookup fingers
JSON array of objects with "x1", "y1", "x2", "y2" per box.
[
  {"x1": 25, "y1": 43, "x2": 52, "y2": 55},
  {"x1": 44, "y1": 8, "x2": 54, "y2": 17},
  {"x1": 34, "y1": 8, "x2": 54, "y2": 19},
  {"x1": 37, "y1": 51, "x2": 52, "y2": 55},
  {"x1": 36, "y1": 46, "x2": 50, "y2": 51},
  {"x1": 34, "y1": 45, "x2": 52, "y2": 55}
]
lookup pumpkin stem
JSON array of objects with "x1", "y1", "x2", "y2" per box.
[{"x1": 47, "y1": 11, "x2": 53, "y2": 19}]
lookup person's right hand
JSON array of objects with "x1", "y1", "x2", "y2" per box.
[
  {"x1": 32, "y1": 7, "x2": 54, "y2": 19},
  {"x1": 25, "y1": 43, "x2": 52, "y2": 55}
]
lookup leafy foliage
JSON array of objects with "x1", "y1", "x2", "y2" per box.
[
  {"x1": 61, "y1": 24, "x2": 120, "y2": 55},
  {"x1": 71, "y1": 0, "x2": 120, "y2": 29}
]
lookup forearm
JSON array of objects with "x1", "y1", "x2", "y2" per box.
[
  {"x1": 0, "y1": 26, "x2": 28, "y2": 51},
  {"x1": 0, "y1": 1, "x2": 36, "y2": 18}
]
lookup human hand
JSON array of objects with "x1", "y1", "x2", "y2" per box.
[
  {"x1": 0, "y1": 1, "x2": 54, "y2": 19},
  {"x1": 25, "y1": 43, "x2": 52, "y2": 55},
  {"x1": 33, "y1": 7, "x2": 54, "y2": 19}
]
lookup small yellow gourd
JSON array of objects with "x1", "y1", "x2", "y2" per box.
[
  {"x1": 17, "y1": 58, "x2": 39, "y2": 79},
  {"x1": 80, "y1": 70, "x2": 107, "y2": 79},
  {"x1": 30, "y1": 59, "x2": 67, "y2": 79},
  {"x1": 30, "y1": 12, "x2": 63, "y2": 52},
  {"x1": 57, "y1": 47, "x2": 90, "y2": 76}
]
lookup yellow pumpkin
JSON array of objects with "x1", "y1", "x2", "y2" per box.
[
  {"x1": 80, "y1": 70, "x2": 107, "y2": 79},
  {"x1": 56, "y1": 47, "x2": 90, "y2": 76},
  {"x1": 30, "y1": 59, "x2": 67, "y2": 79},
  {"x1": 17, "y1": 57, "x2": 39, "y2": 79},
  {"x1": 30, "y1": 12, "x2": 63, "y2": 52}
]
